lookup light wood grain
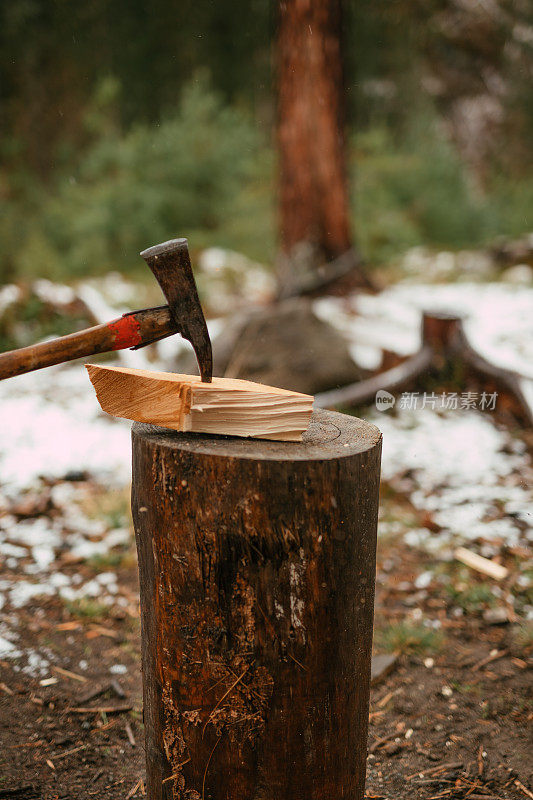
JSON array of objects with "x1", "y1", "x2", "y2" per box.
[{"x1": 86, "y1": 364, "x2": 313, "y2": 441}]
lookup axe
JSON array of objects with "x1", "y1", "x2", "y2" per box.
[{"x1": 0, "y1": 238, "x2": 213, "y2": 383}]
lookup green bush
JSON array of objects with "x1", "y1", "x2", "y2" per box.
[
  {"x1": 352, "y1": 123, "x2": 533, "y2": 264},
  {"x1": 3, "y1": 75, "x2": 273, "y2": 282},
  {"x1": 352, "y1": 126, "x2": 487, "y2": 262}
]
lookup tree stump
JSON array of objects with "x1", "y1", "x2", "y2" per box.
[
  {"x1": 132, "y1": 409, "x2": 382, "y2": 800},
  {"x1": 315, "y1": 311, "x2": 533, "y2": 427}
]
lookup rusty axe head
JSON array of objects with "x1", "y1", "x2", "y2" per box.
[{"x1": 140, "y1": 238, "x2": 212, "y2": 383}]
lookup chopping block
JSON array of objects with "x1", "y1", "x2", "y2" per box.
[{"x1": 131, "y1": 409, "x2": 382, "y2": 800}]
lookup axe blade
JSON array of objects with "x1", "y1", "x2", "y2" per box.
[{"x1": 140, "y1": 238, "x2": 212, "y2": 383}]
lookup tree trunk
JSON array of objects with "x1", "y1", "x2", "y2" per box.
[
  {"x1": 277, "y1": 0, "x2": 360, "y2": 295},
  {"x1": 131, "y1": 409, "x2": 382, "y2": 800}
]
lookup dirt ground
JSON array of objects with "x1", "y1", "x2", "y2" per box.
[{"x1": 0, "y1": 498, "x2": 531, "y2": 800}]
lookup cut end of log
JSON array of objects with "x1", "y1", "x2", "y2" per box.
[{"x1": 85, "y1": 363, "x2": 314, "y2": 441}]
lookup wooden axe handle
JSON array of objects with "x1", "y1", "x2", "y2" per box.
[{"x1": 0, "y1": 306, "x2": 177, "y2": 381}]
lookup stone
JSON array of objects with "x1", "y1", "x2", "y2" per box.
[
  {"x1": 371, "y1": 652, "x2": 399, "y2": 685},
  {"x1": 174, "y1": 297, "x2": 361, "y2": 395}
]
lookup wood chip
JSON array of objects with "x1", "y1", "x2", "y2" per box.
[
  {"x1": 111, "y1": 678, "x2": 127, "y2": 699},
  {"x1": 125, "y1": 721, "x2": 136, "y2": 747},
  {"x1": 68, "y1": 704, "x2": 132, "y2": 714},
  {"x1": 377, "y1": 687, "x2": 402, "y2": 708},
  {"x1": 471, "y1": 649, "x2": 508, "y2": 672},
  {"x1": 477, "y1": 743, "x2": 484, "y2": 776},
  {"x1": 30, "y1": 694, "x2": 43, "y2": 706},
  {"x1": 454, "y1": 547, "x2": 508, "y2": 581},
  {"x1": 56, "y1": 621, "x2": 81, "y2": 631},
  {"x1": 52, "y1": 665, "x2": 88, "y2": 683},
  {"x1": 369, "y1": 731, "x2": 398, "y2": 753},
  {"x1": 52, "y1": 744, "x2": 86, "y2": 760},
  {"x1": 406, "y1": 761, "x2": 463, "y2": 780},
  {"x1": 91, "y1": 769, "x2": 104, "y2": 784},
  {"x1": 126, "y1": 778, "x2": 142, "y2": 799},
  {"x1": 39, "y1": 677, "x2": 58, "y2": 687},
  {"x1": 91, "y1": 625, "x2": 122, "y2": 639},
  {"x1": 0, "y1": 682, "x2": 14, "y2": 695},
  {"x1": 88, "y1": 624, "x2": 120, "y2": 639},
  {"x1": 515, "y1": 780, "x2": 533, "y2": 800}
]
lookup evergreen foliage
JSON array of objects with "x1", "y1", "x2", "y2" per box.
[{"x1": 1, "y1": 0, "x2": 532, "y2": 280}]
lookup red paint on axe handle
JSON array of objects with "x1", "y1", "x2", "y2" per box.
[{"x1": 108, "y1": 315, "x2": 142, "y2": 350}]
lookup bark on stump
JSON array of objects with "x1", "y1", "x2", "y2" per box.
[{"x1": 132, "y1": 409, "x2": 382, "y2": 800}]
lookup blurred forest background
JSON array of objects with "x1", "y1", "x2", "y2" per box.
[{"x1": 1, "y1": 0, "x2": 532, "y2": 284}]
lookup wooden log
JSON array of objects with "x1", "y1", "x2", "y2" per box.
[
  {"x1": 86, "y1": 364, "x2": 313, "y2": 441},
  {"x1": 132, "y1": 409, "x2": 382, "y2": 800}
]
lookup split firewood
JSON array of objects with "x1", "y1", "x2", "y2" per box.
[{"x1": 86, "y1": 364, "x2": 313, "y2": 441}]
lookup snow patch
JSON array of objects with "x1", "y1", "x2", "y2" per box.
[
  {"x1": 0, "y1": 284, "x2": 22, "y2": 315},
  {"x1": 33, "y1": 279, "x2": 76, "y2": 307},
  {"x1": 375, "y1": 409, "x2": 532, "y2": 551},
  {"x1": 315, "y1": 282, "x2": 533, "y2": 379},
  {"x1": 0, "y1": 636, "x2": 22, "y2": 659}
]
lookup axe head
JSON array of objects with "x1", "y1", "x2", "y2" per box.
[{"x1": 140, "y1": 238, "x2": 212, "y2": 383}]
